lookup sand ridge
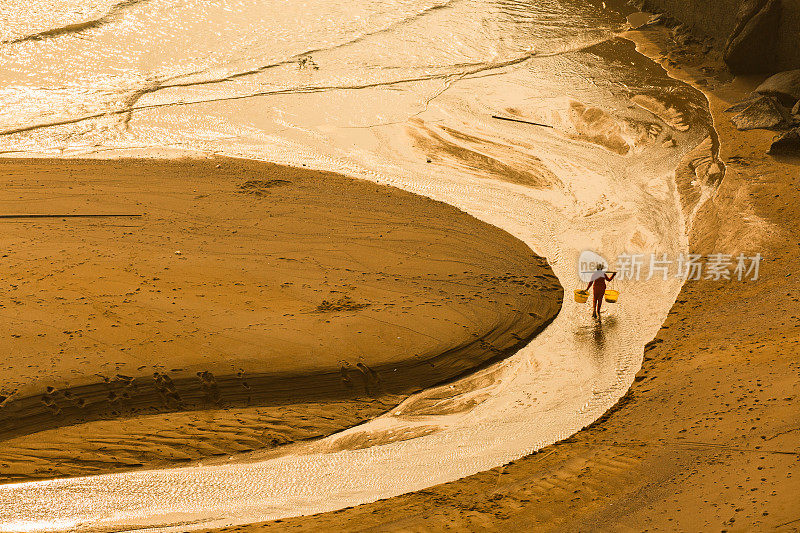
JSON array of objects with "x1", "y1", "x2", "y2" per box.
[{"x1": 0, "y1": 157, "x2": 562, "y2": 482}]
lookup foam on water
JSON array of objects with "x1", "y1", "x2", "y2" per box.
[{"x1": 0, "y1": 0, "x2": 713, "y2": 530}]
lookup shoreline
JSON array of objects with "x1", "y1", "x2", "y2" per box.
[
  {"x1": 0, "y1": 157, "x2": 562, "y2": 483},
  {"x1": 206, "y1": 20, "x2": 800, "y2": 533}
]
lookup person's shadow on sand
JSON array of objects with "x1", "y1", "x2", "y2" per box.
[{"x1": 574, "y1": 314, "x2": 619, "y2": 363}]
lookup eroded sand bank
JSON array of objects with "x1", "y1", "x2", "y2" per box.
[{"x1": 0, "y1": 157, "x2": 561, "y2": 482}]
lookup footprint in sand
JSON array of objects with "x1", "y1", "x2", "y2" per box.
[
  {"x1": 153, "y1": 372, "x2": 183, "y2": 408},
  {"x1": 196, "y1": 371, "x2": 222, "y2": 406}
]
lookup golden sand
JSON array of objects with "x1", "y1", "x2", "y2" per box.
[{"x1": 0, "y1": 157, "x2": 561, "y2": 482}]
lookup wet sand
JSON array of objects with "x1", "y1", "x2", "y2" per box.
[
  {"x1": 207, "y1": 24, "x2": 800, "y2": 533},
  {"x1": 0, "y1": 157, "x2": 562, "y2": 483}
]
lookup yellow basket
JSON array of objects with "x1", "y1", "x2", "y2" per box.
[
  {"x1": 604, "y1": 289, "x2": 619, "y2": 303},
  {"x1": 574, "y1": 289, "x2": 589, "y2": 303}
]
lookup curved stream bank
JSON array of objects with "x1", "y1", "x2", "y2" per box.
[
  {"x1": 0, "y1": 157, "x2": 562, "y2": 482},
  {"x1": 241, "y1": 22, "x2": 800, "y2": 532},
  {"x1": 0, "y1": 1, "x2": 717, "y2": 531},
  {"x1": 0, "y1": 87, "x2": 715, "y2": 533}
]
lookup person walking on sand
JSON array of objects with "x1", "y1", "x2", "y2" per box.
[{"x1": 586, "y1": 264, "x2": 616, "y2": 319}]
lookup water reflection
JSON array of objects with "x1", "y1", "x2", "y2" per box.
[
  {"x1": 0, "y1": 0, "x2": 710, "y2": 528},
  {"x1": 574, "y1": 313, "x2": 619, "y2": 363}
]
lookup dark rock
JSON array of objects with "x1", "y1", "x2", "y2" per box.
[
  {"x1": 768, "y1": 128, "x2": 800, "y2": 155},
  {"x1": 725, "y1": 95, "x2": 761, "y2": 114},
  {"x1": 756, "y1": 69, "x2": 800, "y2": 107},
  {"x1": 673, "y1": 24, "x2": 696, "y2": 45},
  {"x1": 724, "y1": 0, "x2": 782, "y2": 74},
  {"x1": 730, "y1": 95, "x2": 791, "y2": 130}
]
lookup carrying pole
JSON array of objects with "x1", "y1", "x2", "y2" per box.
[{"x1": 491, "y1": 115, "x2": 553, "y2": 128}]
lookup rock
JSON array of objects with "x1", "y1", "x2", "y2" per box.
[
  {"x1": 723, "y1": 0, "x2": 782, "y2": 74},
  {"x1": 755, "y1": 70, "x2": 800, "y2": 107},
  {"x1": 793, "y1": 100, "x2": 800, "y2": 118},
  {"x1": 725, "y1": 95, "x2": 761, "y2": 114},
  {"x1": 662, "y1": 137, "x2": 676, "y2": 148},
  {"x1": 730, "y1": 95, "x2": 791, "y2": 130},
  {"x1": 673, "y1": 24, "x2": 696, "y2": 46},
  {"x1": 768, "y1": 128, "x2": 800, "y2": 155}
]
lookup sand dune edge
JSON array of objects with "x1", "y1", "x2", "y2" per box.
[{"x1": 0, "y1": 157, "x2": 562, "y2": 483}]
